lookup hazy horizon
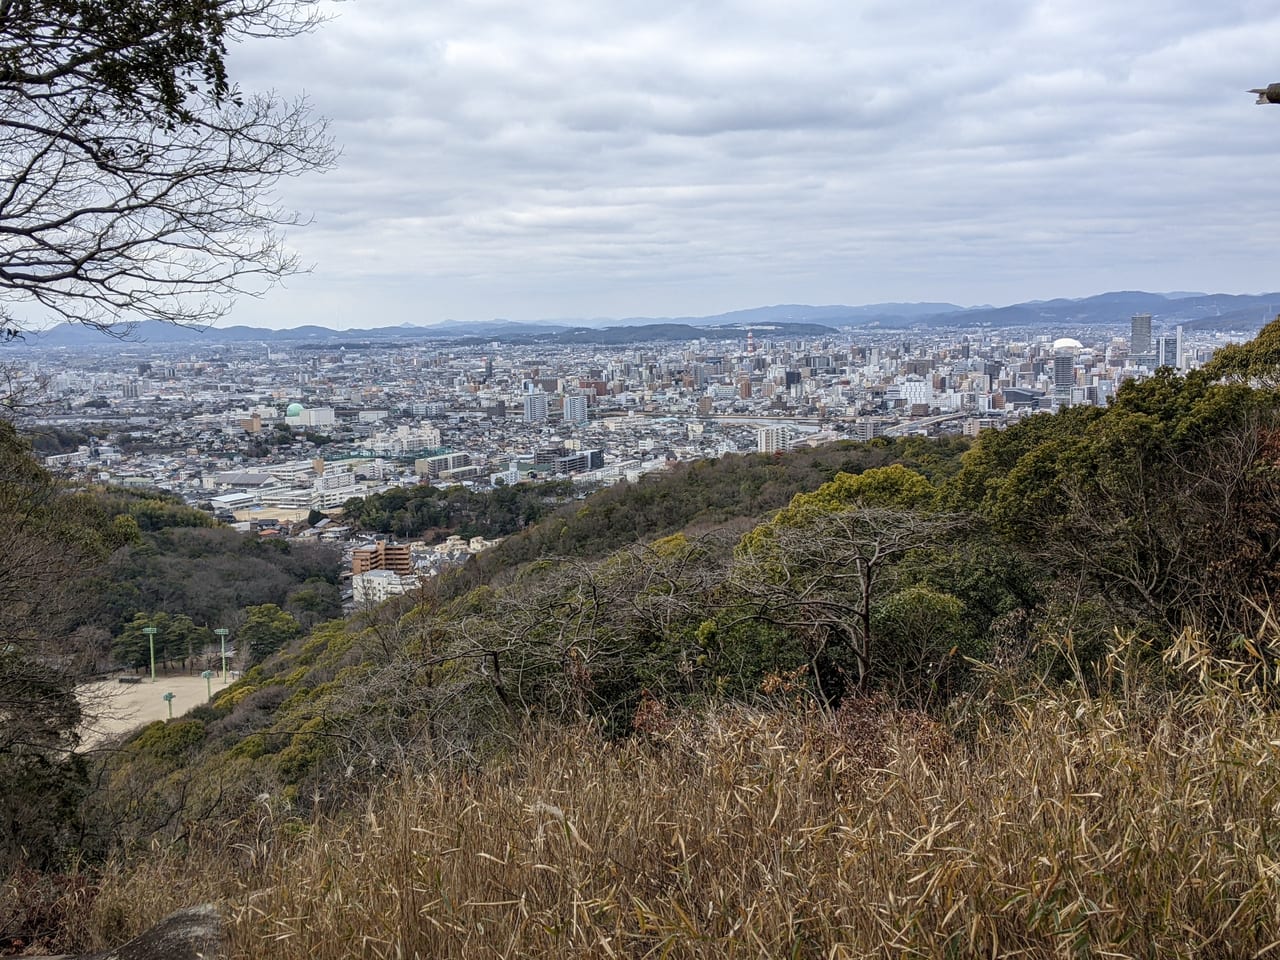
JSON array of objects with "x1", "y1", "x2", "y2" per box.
[
  {"x1": 200, "y1": 0, "x2": 1280, "y2": 331},
  {"x1": 187, "y1": 287, "x2": 1277, "y2": 332},
  {"x1": 20, "y1": 287, "x2": 1280, "y2": 335}
]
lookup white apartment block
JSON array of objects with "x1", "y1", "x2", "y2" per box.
[
  {"x1": 757, "y1": 426, "x2": 793, "y2": 454},
  {"x1": 352, "y1": 569, "x2": 421, "y2": 604}
]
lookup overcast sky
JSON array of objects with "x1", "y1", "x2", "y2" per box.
[{"x1": 224, "y1": 0, "x2": 1280, "y2": 329}]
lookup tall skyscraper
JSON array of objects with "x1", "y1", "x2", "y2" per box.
[
  {"x1": 1053, "y1": 352, "x2": 1075, "y2": 404},
  {"x1": 1130, "y1": 313, "x2": 1153, "y2": 357}
]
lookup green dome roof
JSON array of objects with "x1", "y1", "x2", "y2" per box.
[{"x1": 286, "y1": 402, "x2": 304, "y2": 417}]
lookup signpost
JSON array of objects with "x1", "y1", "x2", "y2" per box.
[
  {"x1": 202, "y1": 670, "x2": 214, "y2": 701},
  {"x1": 214, "y1": 628, "x2": 230, "y2": 683},
  {"x1": 143, "y1": 625, "x2": 159, "y2": 682},
  {"x1": 163, "y1": 691, "x2": 175, "y2": 719}
]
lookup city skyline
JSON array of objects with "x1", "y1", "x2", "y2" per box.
[{"x1": 208, "y1": 0, "x2": 1279, "y2": 330}]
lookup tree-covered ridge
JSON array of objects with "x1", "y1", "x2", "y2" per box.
[
  {"x1": 1, "y1": 476, "x2": 342, "y2": 648},
  {"x1": 87, "y1": 525, "x2": 340, "y2": 642},
  {"x1": 340, "y1": 478, "x2": 576, "y2": 540},
  {"x1": 77, "y1": 462, "x2": 1012, "y2": 847},
  {"x1": 1204, "y1": 313, "x2": 1280, "y2": 386},
  {"x1": 945, "y1": 366, "x2": 1280, "y2": 642},
  {"x1": 80, "y1": 486, "x2": 218, "y2": 532},
  {"x1": 453, "y1": 437, "x2": 971, "y2": 591}
]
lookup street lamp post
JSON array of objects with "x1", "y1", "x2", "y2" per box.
[
  {"x1": 215, "y1": 628, "x2": 230, "y2": 682},
  {"x1": 143, "y1": 625, "x2": 159, "y2": 683}
]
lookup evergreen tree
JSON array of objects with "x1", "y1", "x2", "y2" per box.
[{"x1": 239, "y1": 604, "x2": 303, "y2": 666}]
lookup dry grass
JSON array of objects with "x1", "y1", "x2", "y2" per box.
[{"x1": 77, "y1": 636, "x2": 1280, "y2": 959}]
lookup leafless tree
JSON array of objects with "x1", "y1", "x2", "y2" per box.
[
  {"x1": 732, "y1": 507, "x2": 965, "y2": 697},
  {"x1": 0, "y1": 0, "x2": 335, "y2": 337}
]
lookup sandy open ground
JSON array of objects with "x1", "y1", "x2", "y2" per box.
[{"x1": 78, "y1": 671, "x2": 235, "y2": 747}]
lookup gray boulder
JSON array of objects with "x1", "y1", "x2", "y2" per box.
[{"x1": 34, "y1": 904, "x2": 224, "y2": 960}]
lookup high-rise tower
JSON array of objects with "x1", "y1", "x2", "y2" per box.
[
  {"x1": 1130, "y1": 313, "x2": 1153, "y2": 357},
  {"x1": 1053, "y1": 353, "x2": 1075, "y2": 404},
  {"x1": 523, "y1": 393, "x2": 548, "y2": 423},
  {"x1": 564, "y1": 395, "x2": 588, "y2": 426}
]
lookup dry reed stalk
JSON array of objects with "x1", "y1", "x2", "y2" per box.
[{"x1": 80, "y1": 673, "x2": 1280, "y2": 959}]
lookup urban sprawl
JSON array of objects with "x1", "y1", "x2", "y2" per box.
[{"x1": 18, "y1": 313, "x2": 1239, "y2": 605}]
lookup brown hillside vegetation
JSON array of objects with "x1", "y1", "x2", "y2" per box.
[{"x1": 54, "y1": 634, "x2": 1280, "y2": 959}]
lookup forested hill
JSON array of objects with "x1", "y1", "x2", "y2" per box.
[
  {"x1": 335, "y1": 438, "x2": 971, "y2": 593},
  {"x1": 340, "y1": 478, "x2": 576, "y2": 541},
  {"x1": 451, "y1": 436, "x2": 971, "y2": 591},
  {"x1": 66, "y1": 486, "x2": 343, "y2": 649}
]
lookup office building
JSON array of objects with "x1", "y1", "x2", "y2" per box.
[
  {"x1": 1053, "y1": 353, "x2": 1075, "y2": 404},
  {"x1": 1130, "y1": 313, "x2": 1156, "y2": 366}
]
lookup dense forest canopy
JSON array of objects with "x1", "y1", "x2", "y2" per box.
[
  {"x1": 341, "y1": 478, "x2": 576, "y2": 541},
  {"x1": 448, "y1": 436, "x2": 971, "y2": 593}
]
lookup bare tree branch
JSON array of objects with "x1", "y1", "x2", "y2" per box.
[
  {"x1": 732, "y1": 506, "x2": 966, "y2": 693},
  {"x1": 0, "y1": 0, "x2": 335, "y2": 336}
]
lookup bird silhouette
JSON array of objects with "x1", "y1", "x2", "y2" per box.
[{"x1": 1249, "y1": 83, "x2": 1280, "y2": 104}]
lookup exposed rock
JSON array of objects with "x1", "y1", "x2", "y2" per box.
[{"x1": 31, "y1": 905, "x2": 223, "y2": 960}]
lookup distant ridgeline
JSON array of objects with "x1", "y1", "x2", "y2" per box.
[{"x1": 18, "y1": 291, "x2": 1280, "y2": 346}]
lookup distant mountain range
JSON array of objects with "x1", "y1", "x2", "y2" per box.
[
  {"x1": 920, "y1": 291, "x2": 1280, "y2": 332},
  {"x1": 17, "y1": 291, "x2": 1280, "y2": 347}
]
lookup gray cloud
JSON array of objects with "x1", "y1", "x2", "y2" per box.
[{"x1": 221, "y1": 0, "x2": 1280, "y2": 327}]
